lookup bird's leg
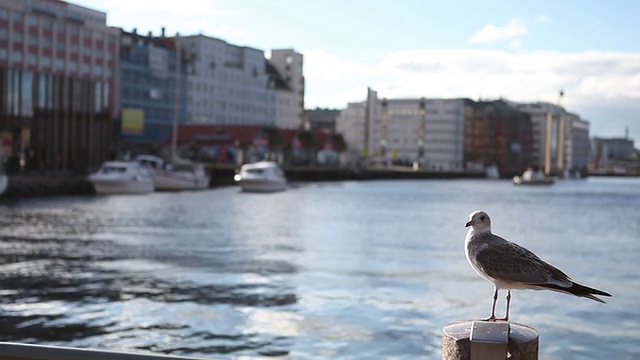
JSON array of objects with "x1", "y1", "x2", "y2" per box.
[
  {"x1": 482, "y1": 287, "x2": 499, "y2": 321},
  {"x1": 495, "y1": 290, "x2": 511, "y2": 322}
]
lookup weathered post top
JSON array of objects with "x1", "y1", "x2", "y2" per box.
[{"x1": 442, "y1": 321, "x2": 539, "y2": 360}]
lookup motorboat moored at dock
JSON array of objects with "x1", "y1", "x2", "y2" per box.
[
  {"x1": 88, "y1": 161, "x2": 155, "y2": 194},
  {"x1": 135, "y1": 155, "x2": 210, "y2": 191},
  {"x1": 513, "y1": 168, "x2": 555, "y2": 186},
  {"x1": 234, "y1": 161, "x2": 287, "y2": 192}
]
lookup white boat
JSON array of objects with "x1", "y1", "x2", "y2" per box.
[
  {"x1": 135, "y1": 155, "x2": 210, "y2": 191},
  {"x1": 513, "y1": 168, "x2": 555, "y2": 186},
  {"x1": 234, "y1": 161, "x2": 287, "y2": 192},
  {"x1": 0, "y1": 161, "x2": 7, "y2": 197},
  {"x1": 485, "y1": 165, "x2": 500, "y2": 179},
  {"x1": 88, "y1": 161, "x2": 155, "y2": 194},
  {"x1": 0, "y1": 174, "x2": 7, "y2": 196}
]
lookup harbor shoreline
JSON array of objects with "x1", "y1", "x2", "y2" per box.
[{"x1": 1, "y1": 166, "x2": 487, "y2": 199}]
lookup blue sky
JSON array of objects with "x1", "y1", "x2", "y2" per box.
[{"x1": 74, "y1": 0, "x2": 640, "y2": 144}]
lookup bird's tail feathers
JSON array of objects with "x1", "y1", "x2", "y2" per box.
[{"x1": 538, "y1": 282, "x2": 611, "y2": 303}]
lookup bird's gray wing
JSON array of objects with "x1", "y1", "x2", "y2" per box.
[{"x1": 474, "y1": 238, "x2": 572, "y2": 286}]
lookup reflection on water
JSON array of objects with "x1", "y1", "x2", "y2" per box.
[{"x1": 0, "y1": 178, "x2": 638, "y2": 359}]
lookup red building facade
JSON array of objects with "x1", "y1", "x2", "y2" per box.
[
  {"x1": 464, "y1": 100, "x2": 534, "y2": 177},
  {"x1": 0, "y1": 0, "x2": 119, "y2": 173}
]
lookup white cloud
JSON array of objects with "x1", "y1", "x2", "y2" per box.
[
  {"x1": 470, "y1": 18, "x2": 528, "y2": 44},
  {"x1": 303, "y1": 48, "x2": 640, "y2": 141}
]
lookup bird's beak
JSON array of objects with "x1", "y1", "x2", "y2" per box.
[{"x1": 465, "y1": 221, "x2": 472, "y2": 227}]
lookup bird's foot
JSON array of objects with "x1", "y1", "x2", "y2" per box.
[{"x1": 480, "y1": 316, "x2": 508, "y2": 322}]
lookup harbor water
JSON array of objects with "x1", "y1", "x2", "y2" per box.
[{"x1": 0, "y1": 177, "x2": 638, "y2": 359}]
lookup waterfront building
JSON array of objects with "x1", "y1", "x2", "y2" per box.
[
  {"x1": 463, "y1": 100, "x2": 534, "y2": 177},
  {"x1": 269, "y1": 49, "x2": 304, "y2": 129},
  {"x1": 337, "y1": 89, "x2": 465, "y2": 170},
  {"x1": 0, "y1": 0, "x2": 119, "y2": 173},
  {"x1": 336, "y1": 96, "x2": 370, "y2": 166},
  {"x1": 591, "y1": 135, "x2": 639, "y2": 174},
  {"x1": 566, "y1": 114, "x2": 590, "y2": 175},
  {"x1": 118, "y1": 28, "x2": 186, "y2": 152},
  {"x1": 173, "y1": 124, "x2": 340, "y2": 166},
  {"x1": 176, "y1": 35, "x2": 277, "y2": 126},
  {"x1": 306, "y1": 107, "x2": 340, "y2": 133},
  {"x1": 516, "y1": 102, "x2": 591, "y2": 176}
]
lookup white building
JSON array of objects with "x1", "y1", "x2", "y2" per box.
[
  {"x1": 517, "y1": 102, "x2": 589, "y2": 175},
  {"x1": 337, "y1": 89, "x2": 465, "y2": 170},
  {"x1": 178, "y1": 35, "x2": 277, "y2": 126},
  {"x1": 269, "y1": 49, "x2": 304, "y2": 129},
  {"x1": 570, "y1": 117, "x2": 591, "y2": 173}
]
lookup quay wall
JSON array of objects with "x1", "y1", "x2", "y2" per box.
[{"x1": 0, "y1": 167, "x2": 486, "y2": 199}]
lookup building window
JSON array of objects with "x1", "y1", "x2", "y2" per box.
[
  {"x1": 42, "y1": 17, "x2": 53, "y2": 30},
  {"x1": 12, "y1": 51, "x2": 23, "y2": 63},
  {"x1": 0, "y1": 48, "x2": 6, "y2": 60},
  {"x1": 42, "y1": 56, "x2": 52, "y2": 67},
  {"x1": 21, "y1": 71, "x2": 33, "y2": 116},
  {"x1": 0, "y1": 28, "x2": 7, "y2": 39},
  {"x1": 0, "y1": 8, "x2": 8, "y2": 20},
  {"x1": 27, "y1": 14, "x2": 38, "y2": 26},
  {"x1": 27, "y1": 54, "x2": 36, "y2": 65},
  {"x1": 12, "y1": 12, "x2": 23, "y2": 24}
]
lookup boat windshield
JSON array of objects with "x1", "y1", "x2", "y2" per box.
[{"x1": 101, "y1": 166, "x2": 128, "y2": 173}]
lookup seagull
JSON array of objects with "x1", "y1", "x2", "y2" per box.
[{"x1": 464, "y1": 210, "x2": 611, "y2": 322}]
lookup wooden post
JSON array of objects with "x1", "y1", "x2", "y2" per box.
[{"x1": 442, "y1": 321, "x2": 538, "y2": 360}]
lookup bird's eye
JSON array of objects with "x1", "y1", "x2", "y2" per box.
[{"x1": 480, "y1": 216, "x2": 486, "y2": 221}]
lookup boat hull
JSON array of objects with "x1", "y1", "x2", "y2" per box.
[
  {"x1": 237, "y1": 179, "x2": 287, "y2": 193},
  {"x1": 234, "y1": 161, "x2": 287, "y2": 193},
  {"x1": 88, "y1": 161, "x2": 155, "y2": 195},
  {"x1": 0, "y1": 175, "x2": 7, "y2": 196},
  {"x1": 90, "y1": 179, "x2": 155, "y2": 194},
  {"x1": 154, "y1": 172, "x2": 210, "y2": 191},
  {"x1": 512, "y1": 176, "x2": 555, "y2": 186}
]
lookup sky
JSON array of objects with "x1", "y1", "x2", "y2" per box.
[{"x1": 73, "y1": 0, "x2": 640, "y2": 144}]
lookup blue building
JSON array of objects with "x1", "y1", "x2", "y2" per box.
[{"x1": 119, "y1": 28, "x2": 186, "y2": 152}]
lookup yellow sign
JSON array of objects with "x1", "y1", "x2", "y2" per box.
[{"x1": 122, "y1": 108, "x2": 144, "y2": 134}]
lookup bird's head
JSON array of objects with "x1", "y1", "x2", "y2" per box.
[{"x1": 465, "y1": 210, "x2": 492, "y2": 233}]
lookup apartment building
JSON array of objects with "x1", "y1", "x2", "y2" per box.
[
  {"x1": 591, "y1": 135, "x2": 638, "y2": 174},
  {"x1": 119, "y1": 28, "x2": 185, "y2": 149},
  {"x1": 269, "y1": 49, "x2": 304, "y2": 129},
  {"x1": 177, "y1": 35, "x2": 277, "y2": 126},
  {"x1": 463, "y1": 100, "x2": 533, "y2": 176},
  {"x1": 337, "y1": 89, "x2": 465, "y2": 170},
  {"x1": 566, "y1": 114, "x2": 590, "y2": 175},
  {"x1": 571, "y1": 118, "x2": 591, "y2": 171},
  {"x1": 517, "y1": 102, "x2": 590, "y2": 175},
  {"x1": 0, "y1": 0, "x2": 119, "y2": 172},
  {"x1": 306, "y1": 108, "x2": 340, "y2": 133}
]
